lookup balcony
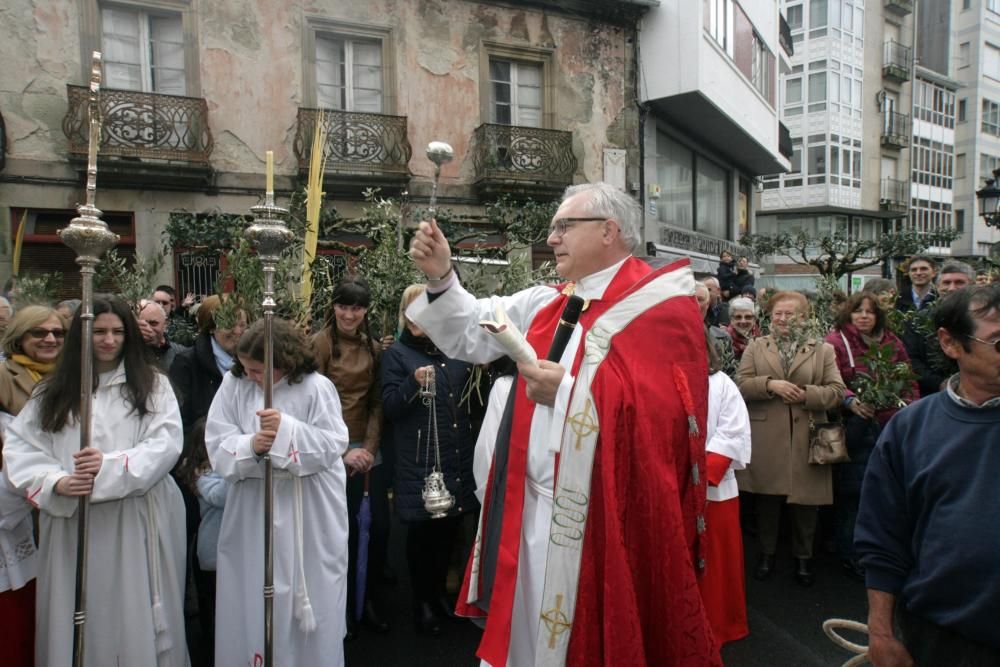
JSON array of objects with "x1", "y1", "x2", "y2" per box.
[
  {"x1": 880, "y1": 111, "x2": 910, "y2": 149},
  {"x1": 885, "y1": 0, "x2": 913, "y2": 16},
  {"x1": 471, "y1": 123, "x2": 577, "y2": 198},
  {"x1": 293, "y1": 108, "x2": 413, "y2": 196},
  {"x1": 883, "y1": 41, "x2": 912, "y2": 82},
  {"x1": 880, "y1": 178, "x2": 908, "y2": 213},
  {"x1": 778, "y1": 122, "x2": 793, "y2": 160},
  {"x1": 779, "y1": 14, "x2": 794, "y2": 58},
  {"x1": 62, "y1": 85, "x2": 213, "y2": 188}
]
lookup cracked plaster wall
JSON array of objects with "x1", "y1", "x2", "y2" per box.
[{"x1": 2, "y1": 0, "x2": 635, "y2": 193}]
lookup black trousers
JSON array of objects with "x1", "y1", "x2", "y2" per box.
[
  {"x1": 346, "y1": 462, "x2": 391, "y2": 618},
  {"x1": 405, "y1": 515, "x2": 462, "y2": 606}
]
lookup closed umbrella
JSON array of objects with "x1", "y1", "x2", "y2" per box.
[{"x1": 354, "y1": 471, "x2": 372, "y2": 621}]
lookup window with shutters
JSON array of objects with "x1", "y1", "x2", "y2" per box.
[
  {"x1": 101, "y1": 6, "x2": 185, "y2": 94},
  {"x1": 11, "y1": 209, "x2": 136, "y2": 302}
]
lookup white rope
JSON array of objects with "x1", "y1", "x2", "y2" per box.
[
  {"x1": 146, "y1": 493, "x2": 173, "y2": 653},
  {"x1": 293, "y1": 476, "x2": 316, "y2": 633},
  {"x1": 823, "y1": 618, "x2": 870, "y2": 667}
]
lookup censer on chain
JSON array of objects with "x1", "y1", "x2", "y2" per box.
[{"x1": 417, "y1": 367, "x2": 455, "y2": 518}]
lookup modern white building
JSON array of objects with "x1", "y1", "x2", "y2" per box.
[
  {"x1": 638, "y1": 0, "x2": 792, "y2": 274},
  {"x1": 757, "y1": 0, "x2": 919, "y2": 289}
]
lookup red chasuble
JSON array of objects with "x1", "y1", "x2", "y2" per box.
[{"x1": 457, "y1": 258, "x2": 721, "y2": 666}]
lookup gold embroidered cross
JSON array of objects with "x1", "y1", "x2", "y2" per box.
[
  {"x1": 541, "y1": 594, "x2": 572, "y2": 649},
  {"x1": 566, "y1": 398, "x2": 598, "y2": 451}
]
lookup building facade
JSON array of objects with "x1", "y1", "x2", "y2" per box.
[
  {"x1": 758, "y1": 0, "x2": 918, "y2": 290},
  {"x1": 638, "y1": 0, "x2": 792, "y2": 274},
  {"x1": 0, "y1": 0, "x2": 648, "y2": 296}
]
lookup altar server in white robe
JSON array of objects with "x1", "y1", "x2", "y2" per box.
[
  {"x1": 206, "y1": 317, "x2": 350, "y2": 667},
  {"x1": 3, "y1": 295, "x2": 189, "y2": 667}
]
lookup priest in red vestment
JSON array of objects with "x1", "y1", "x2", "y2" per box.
[{"x1": 408, "y1": 183, "x2": 720, "y2": 667}]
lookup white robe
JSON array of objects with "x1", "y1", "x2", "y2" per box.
[
  {"x1": 206, "y1": 371, "x2": 349, "y2": 667},
  {"x1": 706, "y1": 372, "x2": 752, "y2": 502},
  {"x1": 407, "y1": 259, "x2": 625, "y2": 667},
  {"x1": 0, "y1": 412, "x2": 37, "y2": 594},
  {"x1": 2, "y1": 365, "x2": 188, "y2": 667}
]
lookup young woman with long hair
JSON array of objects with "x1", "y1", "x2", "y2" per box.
[{"x1": 3, "y1": 295, "x2": 188, "y2": 666}]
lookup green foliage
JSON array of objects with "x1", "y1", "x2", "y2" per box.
[
  {"x1": 740, "y1": 227, "x2": 962, "y2": 280},
  {"x1": 851, "y1": 342, "x2": 919, "y2": 410},
  {"x1": 94, "y1": 247, "x2": 165, "y2": 313},
  {"x1": 164, "y1": 210, "x2": 252, "y2": 251},
  {"x1": 167, "y1": 315, "x2": 198, "y2": 346},
  {"x1": 10, "y1": 273, "x2": 63, "y2": 309}
]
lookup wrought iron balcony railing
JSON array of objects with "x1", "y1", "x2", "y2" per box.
[
  {"x1": 63, "y1": 85, "x2": 213, "y2": 163},
  {"x1": 880, "y1": 111, "x2": 910, "y2": 148},
  {"x1": 779, "y1": 14, "x2": 794, "y2": 57},
  {"x1": 880, "y1": 177, "x2": 908, "y2": 211},
  {"x1": 293, "y1": 108, "x2": 412, "y2": 177},
  {"x1": 883, "y1": 41, "x2": 912, "y2": 82},
  {"x1": 471, "y1": 123, "x2": 577, "y2": 190}
]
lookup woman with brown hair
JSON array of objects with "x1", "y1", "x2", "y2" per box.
[
  {"x1": 735, "y1": 290, "x2": 845, "y2": 587},
  {"x1": 824, "y1": 291, "x2": 917, "y2": 580},
  {"x1": 0, "y1": 305, "x2": 67, "y2": 667},
  {"x1": 311, "y1": 277, "x2": 389, "y2": 637}
]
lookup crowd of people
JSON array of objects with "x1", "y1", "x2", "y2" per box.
[{"x1": 0, "y1": 182, "x2": 996, "y2": 667}]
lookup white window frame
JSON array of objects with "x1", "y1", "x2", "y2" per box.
[
  {"x1": 302, "y1": 19, "x2": 395, "y2": 113},
  {"x1": 100, "y1": 5, "x2": 185, "y2": 94},
  {"x1": 488, "y1": 59, "x2": 543, "y2": 127},
  {"x1": 315, "y1": 34, "x2": 384, "y2": 113}
]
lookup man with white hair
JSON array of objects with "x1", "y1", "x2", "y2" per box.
[
  {"x1": 408, "y1": 182, "x2": 720, "y2": 666},
  {"x1": 702, "y1": 276, "x2": 730, "y2": 327},
  {"x1": 725, "y1": 296, "x2": 759, "y2": 361},
  {"x1": 137, "y1": 300, "x2": 186, "y2": 371}
]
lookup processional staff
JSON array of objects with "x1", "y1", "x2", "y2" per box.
[
  {"x1": 56, "y1": 51, "x2": 121, "y2": 667},
  {"x1": 244, "y1": 150, "x2": 294, "y2": 667}
]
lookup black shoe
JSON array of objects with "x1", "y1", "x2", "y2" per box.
[
  {"x1": 753, "y1": 553, "x2": 775, "y2": 581},
  {"x1": 344, "y1": 615, "x2": 358, "y2": 642},
  {"x1": 841, "y1": 558, "x2": 865, "y2": 583},
  {"x1": 433, "y1": 593, "x2": 457, "y2": 620},
  {"x1": 795, "y1": 558, "x2": 815, "y2": 587},
  {"x1": 415, "y1": 602, "x2": 442, "y2": 636},
  {"x1": 363, "y1": 600, "x2": 390, "y2": 634}
]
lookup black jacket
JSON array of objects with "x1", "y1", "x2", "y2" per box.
[
  {"x1": 717, "y1": 259, "x2": 738, "y2": 296},
  {"x1": 380, "y1": 330, "x2": 478, "y2": 522},
  {"x1": 168, "y1": 332, "x2": 225, "y2": 434}
]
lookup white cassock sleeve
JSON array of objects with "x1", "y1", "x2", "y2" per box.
[
  {"x1": 3, "y1": 400, "x2": 77, "y2": 518},
  {"x1": 90, "y1": 375, "x2": 183, "y2": 503},
  {"x1": 206, "y1": 374, "x2": 259, "y2": 482},
  {"x1": 706, "y1": 372, "x2": 752, "y2": 468},
  {"x1": 406, "y1": 282, "x2": 558, "y2": 365},
  {"x1": 267, "y1": 376, "x2": 349, "y2": 475}
]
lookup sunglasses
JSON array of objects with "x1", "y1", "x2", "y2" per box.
[{"x1": 27, "y1": 328, "x2": 66, "y2": 340}]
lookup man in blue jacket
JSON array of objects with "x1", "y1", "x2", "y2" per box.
[{"x1": 855, "y1": 284, "x2": 1000, "y2": 666}]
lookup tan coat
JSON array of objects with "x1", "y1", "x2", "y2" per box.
[
  {"x1": 0, "y1": 358, "x2": 40, "y2": 417},
  {"x1": 734, "y1": 335, "x2": 845, "y2": 505}
]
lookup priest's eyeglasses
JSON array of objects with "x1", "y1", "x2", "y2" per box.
[
  {"x1": 966, "y1": 334, "x2": 1000, "y2": 353},
  {"x1": 547, "y1": 217, "x2": 607, "y2": 238}
]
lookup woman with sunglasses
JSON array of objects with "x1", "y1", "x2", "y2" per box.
[
  {"x1": 3, "y1": 296, "x2": 188, "y2": 667},
  {"x1": 0, "y1": 305, "x2": 68, "y2": 667}
]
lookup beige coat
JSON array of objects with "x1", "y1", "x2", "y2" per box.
[
  {"x1": 734, "y1": 335, "x2": 845, "y2": 505},
  {"x1": 0, "y1": 358, "x2": 40, "y2": 417}
]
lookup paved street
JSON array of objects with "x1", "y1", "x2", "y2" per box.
[{"x1": 345, "y1": 505, "x2": 869, "y2": 666}]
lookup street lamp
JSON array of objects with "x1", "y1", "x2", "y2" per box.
[{"x1": 976, "y1": 167, "x2": 1000, "y2": 228}]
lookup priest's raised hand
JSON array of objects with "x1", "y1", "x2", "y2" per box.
[{"x1": 409, "y1": 219, "x2": 452, "y2": 281}]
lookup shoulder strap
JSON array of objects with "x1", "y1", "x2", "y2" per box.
[{"x1": 839, "y1": 331, "x2": 855, "y2": 368}]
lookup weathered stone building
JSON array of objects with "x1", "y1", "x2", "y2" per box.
[{"x1": 0, "y1": 0, "x2": 648, "y2": 295}]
